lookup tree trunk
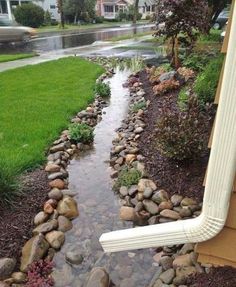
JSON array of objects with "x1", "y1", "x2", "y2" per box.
[{"x1": 133, "y1": 0, "x2": 139, "y2": 24}]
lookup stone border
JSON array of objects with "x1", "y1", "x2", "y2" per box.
[
  {"x1": 109, "y1": 72, "x2": 213, "y2": 287},
  {"x1": 0, "y1": 65, "x2": 114, "y2": 287}
]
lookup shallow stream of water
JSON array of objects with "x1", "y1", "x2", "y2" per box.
[{"x1": 52, "y1": 69, "x2": 159, "y2": 287}]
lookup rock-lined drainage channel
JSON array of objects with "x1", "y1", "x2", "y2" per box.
[{"x1": 52, "y1": 69, "x2": 159, "y2": 287}]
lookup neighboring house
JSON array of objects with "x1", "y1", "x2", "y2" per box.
[
  {"x1": 0, "y1": 0, "x2": 60, "y2": 21},
  {"x1": 138, "y1": 0, "x2": 156, "y2": 19},
  {"x1": 96, "y1": 0, "x2": 133, "y2": 20}
]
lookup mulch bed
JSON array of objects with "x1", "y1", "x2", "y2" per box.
[
  {"x1": 137, "y1": 70, "x2": 215, "y2": 202},
  {"x1": 0, "y1": 169, "x2": 50, "y2": 268},
  {"x1": 187, "y1": 266, "x2": 236, "y2": 287}
]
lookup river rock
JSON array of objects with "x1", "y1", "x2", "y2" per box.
[
  {"x1": 45, "y1": 164, "x2": 61, "y2": 173},
  {"x1": 34, "y1": 211, "x2": 49, "y2": 226},
  {"x1": 50, "y1": 143, "x2": 65, "y2": 153},
  {"x1": 0, "y1": 258, "x2": 16, "y2": 280},
  {"x1": 49, "y1": 179, "x2": 65, "y2": 189},
  {"x1": 58, "y1": 215, "x2": 73, "y2": 232},
  {"x1": 57, "y1": 196, "x2": 79, "y2": 219},
  {"x1": 179, "y1": 208, "x2": 192, "y2": 218},
  {"x1": 0, "y1": 282, "x2": 9, "y2": 287},
  {"x1": 143, "y1": 187, "x2": 153, "y2": 199},
  {"x1": 45, "y1": 231, "x2": 65, "y2": 250},
  {"x1": 44, "y1": 199, "x2": 57, "y2": 214},
  {"x1": 65, "y1": 251, "x2": 84, "y2": 265},
  {"x1": 48, "y1": 188, "x2": 63, "y2": 201},
  {"x1": 160, "y1": 256, "x2": 174, "y2": 271},
  {"x1": 152, "y1": 190, "x2": 169, "y2": 204},
  {"x1": 120, "y1": 206, "x2": 135, "y2": 221},
  {"x1": 159, "y1": 201, "x2": 173, "y2": 211},
  {"x1": 160, "y1": 209, "x2": 181, "y2": 220},
  {"x1": 86, "y1": 267, "x2": 109, "y2": 287},
  {"x1": 20, "y1": 234, "x2": 49, "y2": 272},
  {"x1": 138, "y1": 179, "x2": 157, "y2": 193},
  {"x1": 125, "y1": 154, "x2": 136, "y2": 164},
  {"x1": 114, "y1": 145, "x2": 125, "y2": 154},
  {"x1": 11, "y1": 272, "x2": 26, "y2": 284},
  {"x1": 148, "y1": 215, "x2": 159, "y2": 225},
  {"x1": 159, "y1": 71, "x2": 176, "y2": 82},
  {"x1": 171, "y1": 194, "x2": 183, "y2": 206},
  {"x1": 33, "y1": 219, "x2": 58, "y2": 235},
  {"x1": 159, "y1": 268, "x2": 175, "y2": 284},
  {"x1": 48, "y1": 172, "x2": 65, "y2": 181},
  {"x1": 143, "y1": 200, "x2": 159, "y2": 215},
  {"x1": 120, "y1": 186, "x2": 128, "y2": 197},
  {"x1": 175, "y1": 266, "x2": 197, "y2": 279},
  {"x1": 173, "y1": 254, "x2": 193, "y2": 268},
  {"x1": 181, "y1": 197, "x2": 197, "y2": 207},
  {"x1": 134, "y1": 127, "x2": 143, "y2": 134},
  {"x1": 179, "y1": 243, "x2": 194, "y2": 255},
  {"x1": 128, "y1": 185, "x2": 138, "y2": 196}
]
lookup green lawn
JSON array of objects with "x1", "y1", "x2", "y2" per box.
[
  {"x1": 38, "y1": 20, "x2": 148, "y2": 34},
  {"x1": 0, "y1": 57, "x2": 104, "y2": 203},
  {"x1": 0, "y1": 53, "x2": 37, "y2": 63}
]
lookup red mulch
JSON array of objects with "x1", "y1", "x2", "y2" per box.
[
  {"x1": 187, "y1": 266, "x2": 236, "y2": 287},
  {"x1": 137, "y1": 71, "x2": 215, "y2": 202},
  {"x1": 0, "y1": 169, "x2": 50, "y2": 268}
]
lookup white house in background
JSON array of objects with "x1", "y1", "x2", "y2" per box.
[
  {"x1": 138, "y1": 0, "x2": 156, "y2": 19},
  {"x1": 96, "y1": 0, "x2": 133, "y2": 20},
  {"x1": 0, "y1": 0, "x2": 60, "y2": 21}
]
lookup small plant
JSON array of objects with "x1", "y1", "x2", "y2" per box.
[
  {"x1": 132, "y1": 100, "x2": 146, "y2": 112},
  {"x1": 177, "y1": 67, "x2": 195, "y2": 82},
  {"x1": 113, "y1": 167, "x2": 141, "y2": 191},
  {"x1": 94, "y1": 82, "x2": 111, "y2": 97},
  {"x1": 68, "y1": 123, "x2": 94, "y2": 144},
  {"x1": 26, "y1": 259, "x2": 54, "y2": 287},
  {"x1": 153, "y1": 79, "x2": 180, "y2": 96},
  {"x1": 194, "y1": 54, "x2": 224, "y2": 105},
  {"x1": 177, "y1": 87, "x2": 189, "y2": 111},
  {"x1": 155, "y1": 97, "x2": 208, "y2": 161}
]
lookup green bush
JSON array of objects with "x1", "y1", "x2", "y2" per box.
[
  {"x1": 194, "y1": 55, "x2": 224, "y2": 104},
  {"x1": 182, "y1": 51, "x2": 217, "y2": 72},
  {"x1": 68, "y1": 123, "x2": 94, "y2": 144},
  {"x1": 132, "y1": 100, "x2": 146, "y2": 112},
  {"x1": 95, "y1": 16, "x2": 104, "y2": 23},
  {"x1": 177, "y1": 87, "x2": 189, "y2": 111},
  {"x1": 155, "y1": 97, "x2": 207, "y2": 161},
  {"x1": 94, "y1": 82, "x2": 111, "y2": 97},
  {"x1": 14, "y1": 3, "x2": 44, "y2": 28},
  {"x1": 113, "y1": 167, "x2": 141, "y2": 191}
]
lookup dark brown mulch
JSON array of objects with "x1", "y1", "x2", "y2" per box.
[
  {"x1": 137, "y1": 71, "x2": 215, "y2": 202},
  {"x1": 0, "y1": 169, "x2": 50, "y2": 268},
  {"x1": 187, "y1": 266, "x2": 236, "y2": 287}
]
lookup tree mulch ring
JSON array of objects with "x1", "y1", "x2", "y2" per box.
[
  {"x1": 137, "y1": 70, "x2": 215, "y2": 202},
  {"x1": 187, "y1": 266, "x2": 236, "y2": 287},
  {"x1": 0, "y1": 168, "x2": 50, "y2": 268}
]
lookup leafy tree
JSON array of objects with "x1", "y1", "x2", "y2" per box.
[
  {"x1": 14, "y1": 3, "x2": 44, "y2": 28},
  {"x1": 208, "y1": 0, "x2": 230, "y2": 26},
  {"x1": 155, "y1": 0, "x2": 209, "y2": 68},
  {"x1": 64, "y1": 0, "x2": 96, "y2": 23}
]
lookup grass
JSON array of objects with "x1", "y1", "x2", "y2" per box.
[
  {"x1": 109, "y1": 31, "x2": 153, "y2": 42},
  {"x1": 197, "y1": 29, "x2": 222, "y2": 44},
  {"x1": 0, "y1": 57, "x2": 104, "y2": 203},
  {"x1": 0, "y1": 53, "x2": 37, "y2": 63},
  {"x1": 37, "y1": 20, "x2": 148, "y2": 33}
]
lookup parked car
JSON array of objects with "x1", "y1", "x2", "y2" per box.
[
  {"x1": 213, "y1": 10, "x2": 229, "y2": 30},
  {"x1": 0, "y1": 18, "x2": 36, "y2": 43}
]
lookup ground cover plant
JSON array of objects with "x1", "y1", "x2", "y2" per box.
[
  {"x1": 194, "y1": 54, "x2": 224, "y2": 104},
  {"x1": 0, "y1": 57, "x2": 104, "y2": 204},
  {"x1": 94, "y1": 81, "x2": 111, "y2": 97},
  {"x1": 0, "y1": 53, "x2": 37, "y2": 63},
  {"x1": 68, "y1": 123, "x2": 94, "y2": 143},
  {"x1": 113, "y1": 167, "x2": 141, "y2": 191}
]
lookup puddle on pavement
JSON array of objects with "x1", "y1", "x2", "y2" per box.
[{"x1": 52, "y1": 69, "x2": 159, "y2": 287}]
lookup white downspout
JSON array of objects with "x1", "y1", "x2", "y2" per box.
[{"x1": 99, "y1": 4, "x2": 236, "y2": 253}]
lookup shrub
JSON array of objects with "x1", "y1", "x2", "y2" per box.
[
  {"x1": 68, "y1": 123, "x2": 94, "y2": 144},
  {"x1": 177, "y1": 67, "x2": 195, "y2": 82},
  {"x1": 94, "y1": 82, "x2": 111, "y2": 97},
  {"x1": 177, "y1": 87, "x2": 189, "y2": 111},
  {"x1": 95, "y1": 16, "x2": 104, "y2": 23},
  {"x1": 155, "y1": 97, "x2": 207, "y2": 160},
  {"x1": 113, "y1": 167, "x2": 141, "y2": 191},
  {"x1": 194, "y1": 55, "x2": 224, "y2": 105},
  {"x1": 44, "y1": 10, "x2": 52, "y2": 26},
  {"x1": 26, "y1": 260, "x2": 54, "y2": 287},
  {"x1": 132, "y1": 100, "x2": 146, "y2": 112},
  {"x1": 153, "y1": 80, "x2": 180, "y2": 96},
  {"x1": 14, "y1": 3, "x2": 44, "y2": 28}
]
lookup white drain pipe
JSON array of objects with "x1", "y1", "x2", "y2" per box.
[{"x1": 99, "y1": 4, "x2": 236, "y2": 253}]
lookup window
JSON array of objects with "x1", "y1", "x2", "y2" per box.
[
  {"x1": 50, "y1": 5, "x2": 56, "y2": 9},
  {"x1": 104, "y1": 5, "x2": 114, "y2": 13}
]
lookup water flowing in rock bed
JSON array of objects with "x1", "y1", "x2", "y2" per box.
[{"x1": 52, "y1": 69, "x2": 160, "y2": 287}]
